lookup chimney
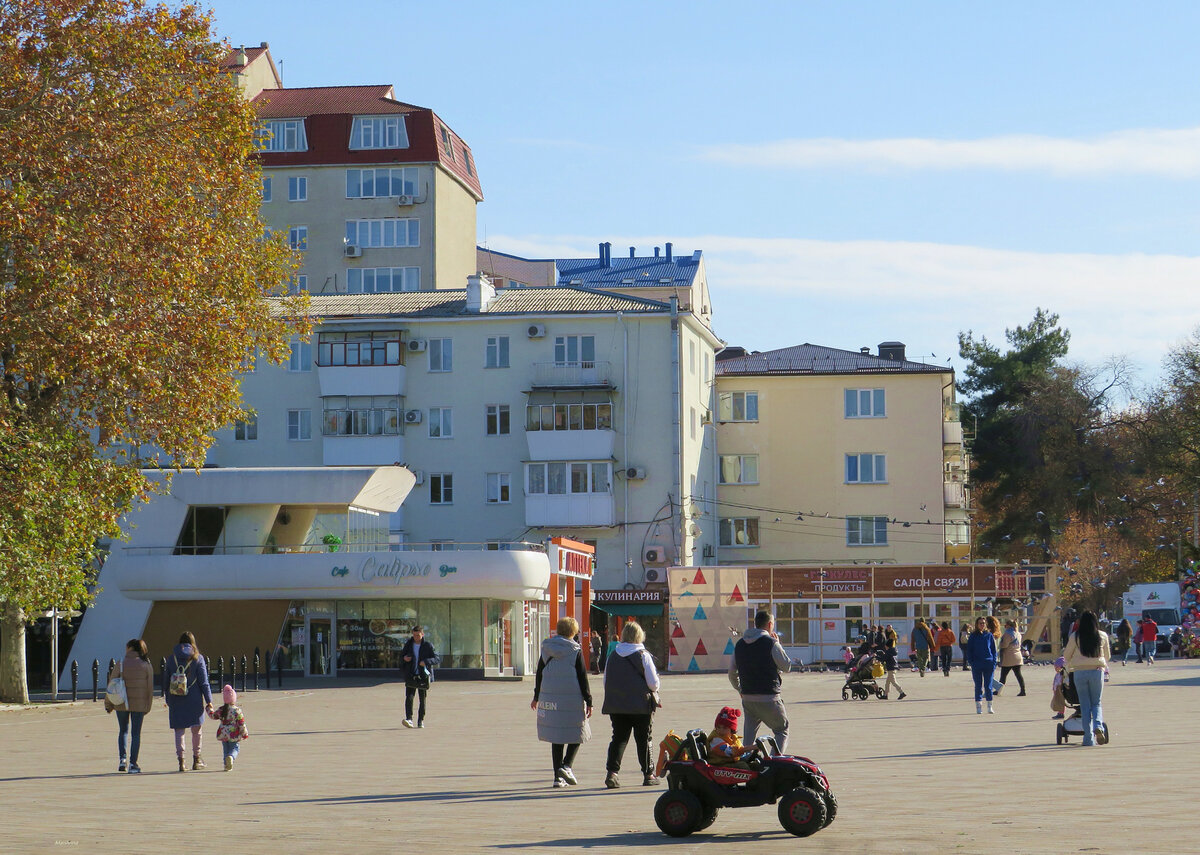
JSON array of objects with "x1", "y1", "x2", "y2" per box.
[
  {"x1": 665, "y1": 242, "x2": 673, "y2": 261},
  {"x1": 629, "y1": 246, "x2": 636, "y2": 258},
  {"x1": 598, "y1": 242, "x2": 606, "y2": 266},
  {"x1": 654, "y1": 246, "x2": 660, "y2": 257},
  {"x1": 604, "y1": 241, "x2": 612, "y2": 267},
  {"x1": 878, "y1": 341, "x2": 906, "y2": 361},
  {"x1": 859, "y1": 347, "x2": 870, "y2": 354},
  {"x1": 466, "y1": 273, "x2": 495, "y2": 312},
  {"x1": 236, "y1": 44, "x2": 248, "y2": 66}
]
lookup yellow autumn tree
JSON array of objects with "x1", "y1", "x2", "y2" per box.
[{"x1": 0, "y1": 0, "x2": 308, "y2": 701}]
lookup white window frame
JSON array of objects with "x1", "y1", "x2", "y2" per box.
[
  {"x1": 346, "y1": 267, "x2": 420, "y2": 293},
  {"x1": 718, "y1": 391, "x2": 758, "y2": 422},
  {"x1": 845, "y1": 388, "x2": 886, "y2": 418},
  {"x1": 428, "y1": 407, "x2": 453, "y2": 439},
  {"x1": 553, "y1": 334, "x2": 595, "y2": 366},
  {"x1": 234, "y1": 415, "x2": 257, "y2": 441},
  {"x1": 719, "y1": 517, "x2": 759, "y2": 547},
  {"x1": 287, "y1": 336, "x2": 311, "y2": 372},
  {"x1": 439, "y1": 124, "x2": 454, "y2": 161},
  {"x1": 288, "y1": 274, "x2": 307, "y2": 295},
  {"x1": 288, "y1": 225, "x2": 307, "y2": 251},
  {"x1": 525, "y1": 402, "x2": 613, "y2": 432},
  {"x1": 719, "y1": 454, "x2": 759, "y2": 485},
  {"x1": 845, "y1": 453, "x2": 887, "y2": 484},
  {"x1": 349, "y1": 115, "x2": 409, "y2": 150},
  {"x1": 525, "y1": 461, "x2": 612, "y2": 495},
  {"x1": 345, "y1": 218, "x2": 420, "y2": 248},
  {"x1": 321, "y1": 396, "x2": 400, "y2": 437},
  {"x1": 346, "y1": 167, "x2": 418, "y2": 198},
  {"x1": 288, "y1": 176, "x2": 307, "y2": 202},
  {"x1": 259, "y1": 119, "x2": 307, "y2": 152},
  {"x1": 847, "y1": 515, "x2": 889, "y2": 546},
  {"x1": 428, "y1": 338, "x2": 452, "y2": 372},
  {"x1": 429, "y1": 473, "x2": 453, "y2": 505},
  {"x1": 485, "y1": 472, "x2": 511, "y2": 504},
  {"x1": 485, "y1": 336, "x2": 510, "y2": 368},
  {"x1": 287, "y1": 409, "x2": 311, "y2": 441},
  {"x1": 486, "y1": 404, "x2": 510, "y2": 436}
]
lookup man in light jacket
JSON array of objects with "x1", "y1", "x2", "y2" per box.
[{"x1": 728, "y1": 610, "x2": 791, "y2": 754}]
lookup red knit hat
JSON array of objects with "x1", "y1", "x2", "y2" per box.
[{"x1": 715, "y1": 706, "x2": 741, "y2": 732}]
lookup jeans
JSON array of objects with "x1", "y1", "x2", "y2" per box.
[
  {"x1": 1073, "y1": 669, "x2": 1104, "y2": 745},
  {"x1": 116, "y1": 711, "x2": 145, "y2": 764},
  {"x1": 1142, "y1": 641, "x2": 1156, "y2": 663},
  {"x1": 999, "y1": 665, "x2": 1026, "y2": 693},
  {"x1": 939, "y1": 646, "x2": 953, "y2": 675},
  {"x1": 405, "y1": 686, "x2": 427, "y2": 723},
  {"x1": 742, "y1": 697, "x2": 789, "y2": 755},
  {"x1": 959, "y1": 644, "x2": 969, "y2": 670},
  {"x1": 605, "y1": 713, "x2": 653, "y2": 775},
  {"x1": 222, "y1": 742, "x2": 241, "y2": 761},
  {"x1": 971, "y1": 664, "x2": 995, "y2": 702}
]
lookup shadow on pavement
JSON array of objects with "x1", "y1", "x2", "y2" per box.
[
  {"x1": 1109, "y1": 675, "x2": 1200, "y2": 688},
  {"x1": 491, "y1": 830, "x2": 792, "y2": 848},
  {"x1": 246, "y1": 786, "x2": 669, "y2": 807},
  {"x1": 860, "y1": 742, "x2": 1059, "y2": 760}
]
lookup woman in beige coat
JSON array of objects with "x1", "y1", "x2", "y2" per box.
[
  {"x1": 997, "y1": 620, "x2": 1027, "y2": 696},
  {"x1": 104, "y1": 639, "x2": 155, "y2": 773}
]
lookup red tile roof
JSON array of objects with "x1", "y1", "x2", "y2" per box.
[
  {"x1": 252, "y1": 86, "x2": 422, "y2": 118},
  {"x1": 219, "y1": 44, "x2": 270, "y2": 73}
]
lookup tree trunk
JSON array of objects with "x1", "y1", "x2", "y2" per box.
[{"x1": 0, "y1": 602, "x2": 30, "y2": 704}]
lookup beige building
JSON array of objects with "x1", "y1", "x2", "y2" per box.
[{"x1": 714, "y1": 342, "x2": 970, "y2": 566}]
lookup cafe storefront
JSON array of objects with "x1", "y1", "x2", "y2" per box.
[{"x1": 592, "y1": 589, "x2": 667, "y2": 670}]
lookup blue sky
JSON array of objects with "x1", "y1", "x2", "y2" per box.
[{"x1": 205, "y1": 1, "x2": 1200, "y2": 389}]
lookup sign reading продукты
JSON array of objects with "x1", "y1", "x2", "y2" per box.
[{"x1": 330, "y1": 556, "x2": 458, "y2": 583}]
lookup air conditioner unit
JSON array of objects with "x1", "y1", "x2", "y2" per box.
[
  {"x1": 412, "y1": 470, "x2": 425, "y2": 486},
  {"x1": 643, "y1": 546, "x2": 668, "y2": 565},
  {"x1": 527, "y1": 323, "x2": 546, "y2": 338},
  {"x1": 404, "y1": 409, "x2": 423, "y2": 424},
  {"x1": 344, "y1": 245, "x2": 363, "y2": 258},
  {"x1": 407, "y1": 339, "x2": 427, "y2": 353},
  {"x1": 626, "y1": 466, "x2": 647, "y2": 480},
  {"x1": 645, "y1": 568, "x2": 664, "y2": 583},
  {"x1": 395, "y1": 195, "x2": 416, "y2": 207}
]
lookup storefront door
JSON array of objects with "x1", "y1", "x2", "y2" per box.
[{"x1": 306, "y1": 615, "x2": 334, "y2": 677}]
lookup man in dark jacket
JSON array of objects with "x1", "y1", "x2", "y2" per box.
[
  {"x1": 400, "y1": 626, "x2": 440, "y2": 728},
  {"x1": 728, "y1": 611, "x2": 791, "y2": 753}
]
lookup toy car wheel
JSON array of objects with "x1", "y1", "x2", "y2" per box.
[
  {"x1": 841, "y1": 687, "x2": 850, "y2": 700},
  {"x1": 654, "y1": 790, "x2": 702, "y2": 838},
  {"x1": 696, "y1": 804, "x2": 720, "y2": 831},
  {"x1": 821, "y1": 790, "x2": 838, "y2": 827},
  {"x1": 778, "y1": 786, "x2": 827, "y2": 837}
]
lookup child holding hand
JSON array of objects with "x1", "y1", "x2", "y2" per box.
[{"x1": 208, "y1": 684, "x2": 250, "y2": 771}]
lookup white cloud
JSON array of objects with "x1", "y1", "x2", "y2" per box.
[
  {"x1": 489, "y1": 233, "x2": 1200, "y2": 379},
  {"x1": 698, "y1": 127, "x2": 1200, "y2": 176}
]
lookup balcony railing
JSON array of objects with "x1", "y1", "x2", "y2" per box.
[
  {"x1": 125, "y1": 541, "x2": 546, "y2": 556},
  {"x1": 944, "y1": 481, "x2": 966, "y2": 508},
  {"x1": 531, "y1": 361, "x2": 613, "y2": 388}
]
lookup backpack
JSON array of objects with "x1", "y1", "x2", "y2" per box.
[{"x1": 169, "y1": 659, "x2": 191, "y2": 696}]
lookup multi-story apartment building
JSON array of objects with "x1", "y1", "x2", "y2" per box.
[{"x1": 713, "y1": 341, "x2": 970, "y2": 566}]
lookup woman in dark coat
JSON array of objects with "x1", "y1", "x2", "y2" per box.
[
  {"x1": 531, "y1": 616, "x2": 592, "y2": 788},
  {"x1": 601, "y1": 621, "x2": 661, "y2": 789},
  {"x1": 399, "y1": 625, "x2": 440, "y2": 728},
  {"x1": 165, "y1": 631, "x2": 213, "y2": 771}
]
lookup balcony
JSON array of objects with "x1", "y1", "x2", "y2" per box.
[
  {"x1": 531, "y1": 361, "x2": 613, "y2": 389},
  {"x1": 944, "y1": 480, "x2": 967, "y2": 508},
  {"x1": 526, "y1": 493, "x2": 615, "y2": 527},
  {"x1": 943, "y1": 420, "x2": 963, "y2": 445},
  {"x1": 527, "y1": 429, "x2": 615, "y2": 462}
]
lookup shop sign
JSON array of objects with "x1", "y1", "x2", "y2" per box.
[
  {"x1": 594, "y1": 590, "x2": 664, "y2": 603},
  {"x1": 328, "y1": 556, "x2": 460, "y2": 585}
]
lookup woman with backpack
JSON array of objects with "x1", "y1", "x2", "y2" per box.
[
  {"x1": 601, "y1": 620, "x2": 661, "y2": 789},
  {"x1": 103, "y1": 638, "x2": 155, "y2": 773},
  {"x1": 165, "y1": 631, "x2": 213, "y2": 772}
]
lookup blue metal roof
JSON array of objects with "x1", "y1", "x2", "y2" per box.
[{"x1": 555, "y1": 252, "x2": 700, "y2": 288}]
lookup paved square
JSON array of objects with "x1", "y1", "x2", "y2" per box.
[{"x1": 2, "y1": 659, "x2": 1194, "y2": 853}]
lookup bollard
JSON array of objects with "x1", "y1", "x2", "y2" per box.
[
  {"x1": 253, "y1": 648, "x2": 260, "y2": 691},
  {"x1": 160, "y1": 656, "x2": 168, "y2": 697},
  {"x1": 264, "y1": 649, "x2": 271, "y2": 689},
  {"x1": 70, "y1": 660, "x2": 79, "y2": 703},
  {"x1": 217, "y1": 657, "x2": 224, "y2": 690},
  {"x1": 91, "y1": 659, "x2": 99, "y2": 702},
  {"x1": 276, "y1": 650, "x2": 283, "y2": 688},
  {"x1": 239, "y1": 655, "x2": 248, "y2": 694}
]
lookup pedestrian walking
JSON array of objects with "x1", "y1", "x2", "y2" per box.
[
  {"x1": 884, "y1": 624, "x2": 898, "y2": 650},
  {"x1": 1063, "y1": 610, "x2": 1111, "y2": 746},
  {"x1": 532, "y1": 616, "x2": 592, "y2": 788},
  {"x1": 881, "y1": 645, "x2": 906, "y2": 700},
  {"x1": 1133, "y1": 620, "x2": 1144, "y2": 663},
  {"x1": 400, "y1": 626, "x2": 440, "y2": 729},
  {"x1": 911, "y1": 618, "x2": 935, "y2": 677},
  {"x1": 958, "y1": 622, "x2": 971, "y2": 671},
  {"x1": 966, "y1": 616, "x2": 997, "y2": 714},
  {"x1": 601, "y1": 620, "x2": 661, "y2": 789},
  {"x1": 207, "y1": 684, "x2": 249, "y2": 771},
  {"x1": 998, "y1": 620, "x2": 1027, "y2": 696},
  {"x1": 1115, "y1": 619, "x2": 1133, "y2": 665},
  {"x1": 104, "y1": 638, "x2": 154, "y2": 773},
  {"x1": 935, "y1": 621, "x2": 956, "y2": 676},
  {"x1": 728, "y1": 610, "x2": 791, "y2": 753},
  {"x1": 165, "y1": 631, "x2": 213, "y2": 771},
  {"x1": 1141, "y1": 615, "x2": 1159, "y2": 665}
]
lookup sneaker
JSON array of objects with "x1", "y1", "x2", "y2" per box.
[
  {"x1": 118, "y1": 761, "x2": 127, "y2": 773},
  {"x1": 897, "y1": 691, "x2": 907, "y2": 700},
  {"x1": 402, "y1": 719, "x2": 416, "y2": 728},
  {"x1": 553, "y1": 777, "x2": 568, "y2": 788},
  {"x1": 987, "y1": 703, "x2": 995, "y2": 714},
  {"x1": 128, "y1": 764, "x2": 141, "y2": 774},
  {"x1": 643, "y1": 773, "x2": 660, "y2": 786},
  {"x1": 559, "y1": 766, "x2": 578, "y2": 785},
  {"x1": 605, "y1": 772, "x2": 620, "y2": 789},
  {"x1": 224, "y1": 755, "x2": 234, "y2": 772},
  {"x1": 976, "y1": 702, "x2": 983, "y2": 714},
  {"x1": 1052, "y1": 713, "x2": 1065, "y2": 720},
  {"x1": 417, "y1": 722, "x2": 425, "y2": 729},
  {"x1": 1017, "y1": 691, "x2": 1027, "y2": 697}
]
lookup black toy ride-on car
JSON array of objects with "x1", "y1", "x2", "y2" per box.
[{"x1": 653, "y1": 729, "x2": 837, "y2": 838}]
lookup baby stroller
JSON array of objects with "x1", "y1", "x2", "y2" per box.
[
  {"x1": 1055, "y1": 673, "x2": 1111, "y2": 745},
  {"x1": 841, "y1": 652, "x2": 885, "y2": 700}
]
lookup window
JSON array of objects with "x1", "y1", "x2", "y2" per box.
[
  {"x1": 486, "y1": 404, "x2": 510, "y2": 436},
  {"x1": 553, "y1": 335, "x2": 595, "y2": 366},
  {"x1": 347, "y1": 267, "x2": 419, "y2": 293},
  {"x1": 845, "y1": 453, "x2": 887, "y2": 484},
  {"x1": 317, "y1": 332, "x2": 402, "y2": 366},
  {"x1": 525, "y1": 402, "x2": 612, "y2": 431},
  {"x1": 259, "y1": 119, "x2": 307, "y2": 152},
  {"x1": 261, "y1": 177, "x2": 271, "y2": 202},
  {"x1": 288, "y1": 176, "x2": 307, "y2": 202},
  {"x1": 440, "y1": 125, "x2": 454, "y2": 161},
  {"x1": 485, "y1": 473, "x2": 511, "y2": 504},
  {"x1": 428, "y1": 338, "x2": 452, "y2": 372},
  {"x1": 847, "y1": 516, "x2": 888, "y2": 546},
  {"x1": 485, "y1": 336, "x2": 509, "y2": 368},
  {"x1": 463, "y1": 149, "x2": 474, "y2": 177},
  {"x1": 288, "y1": 226, "x2": 307, "y2": 251},
  {"x1": 719, "y1": 517, "x2": 759, "y2": 547},
  {"x1": 287, "y1": 336, "x2": 311, "y2": 372},
  {"x1": 429, "y1": 473, "x2": 453, "y2": 504},
  {"x1": 845, "y1": 388, "x2": 886, "y2": 418},
  {"x1": 428, "y1": 407, "x2": 453, "y2": 438},
  {"x1": 719, "y1": 455, "x2": 758, "y2": 484},
  {"x1": 878, "y1": 602, "x2": 906, "y2": 618},
  {"x1": 234, "y1": 415, "x2": 257, "y2": 441},
  {"x1": 525, "y1": 462, "x2": 611, "y2": 495},
  {"x1": 287, "y1": 409, "x2": 311, "y2": 441},
  {"x1": 346, "y1": 167, "x2": 418, "y2": 198},
  {"x1": 774, "y1": 602, "x2": 809, "y2": 645},
  {"x1": 690, "y1": 407, "x2": 697, "y2": 440},
  {"x1": 689, "y1": 340, "x2": 696, "y2": 373},
  {"x1": 349, "y1": 115, "x2": 409, "y2": 150},
  {"x1": 718, "y1": 391, "x2": 758, "y2": 422},
  {"x1": 322, "y1": 396, "x2": 400, "y2": 436},
  {"x1": 288, "y1": 274, "x2": 308, "y2": 295},
  {"x1": 345, "y1": 218, "x2": 420, "y2": 248}
]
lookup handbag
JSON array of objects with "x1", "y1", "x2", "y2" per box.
[{"x1": 105, "y1": 663, "x2": 128, "y2": 708}]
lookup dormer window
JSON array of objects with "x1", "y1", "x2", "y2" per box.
[
  {"x1": 440, "y1": 125, "x2": 454, "y2": 161},
  {"x1": 350, "y1": 115, "x2": 408, "y2": 150},
  {"x1": 259, "y1": 119, "x2": 307, "y2": 152}
]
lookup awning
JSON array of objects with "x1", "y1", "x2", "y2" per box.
[{"x1": 592, "y1": 602, "x2": 664, "y2": 617}]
